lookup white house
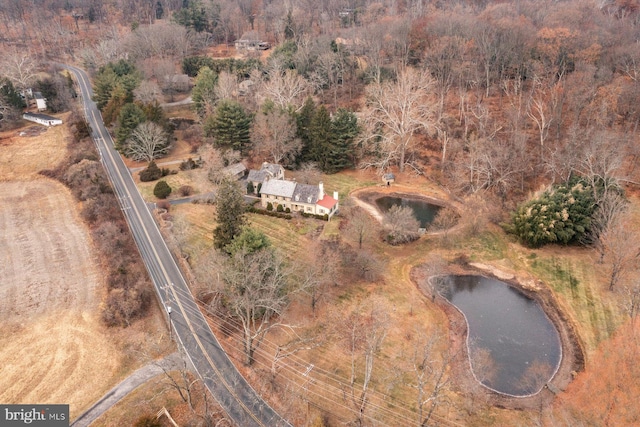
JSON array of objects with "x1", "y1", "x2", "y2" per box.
[
  {"x1": 260, "y1": 180, "x2": 339, "y2": 219},
  {"x1": 23, "y1": 112, "x2": 62, "y2": 127}
]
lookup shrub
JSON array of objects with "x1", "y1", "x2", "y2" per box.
[
  {"x1": 139, "y1": 160, "x2": 162, "y2": 182},
  {"x1": 179, "y1": 157, "x2": 199, "y2": 170},
  {"x1": 285, "y1": 207, "x2": 291, "y2": 213},
  {"x1": 247, "y1": 205, "x2": 292, "y2": 220},
  {"x1": 266, "y1": 202, "x2": 273, "y2": 211},
  {"x1": 156, "y1": 200, "x2": 171, "y2": 211},
  {"x1": 153, "y1": 180, "x2": 172, "y2": 199},
  {"x1": 276, "y1": 204, "x2": 284, "y2": 212},
  {"x1": 257, "y1": 182, "x2": 262, "y2": 195},
  {"x1": 247, "y1": 181, "x2": 255, "y2": 194},
  {"x1": 178, "y1": 185, "x2": 193, "y2": 197}
]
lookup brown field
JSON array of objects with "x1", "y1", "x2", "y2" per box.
[{"x1": 0, "y1": 120, "x2": 165, "y2": 420}]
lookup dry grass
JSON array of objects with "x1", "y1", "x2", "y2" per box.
[{"x1": 0, "y1": 119, "x2": 167, "y2": 421}]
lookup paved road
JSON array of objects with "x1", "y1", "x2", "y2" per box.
[
  {"x1": 71, "y1": 353, "x2": 183, "y2": 427},
  {"x1": 64, "y1": 64, "x2": 291, "y2": 427}
]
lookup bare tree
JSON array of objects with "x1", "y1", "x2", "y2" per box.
[
  {"x1": 1, "y1": 48, "x2": 38, "y2": 92},
  {"x1": 407, "y1": 330, "x2": 451, "y2": 426},
  {"x1": 215, "y1": 71, "x2": 238, "y2": 101},
  {"x1": 218, "y1": 247, "x2": 294, "y2": 365},
  {"x1": 134, "y1": 80, "x2": 162, "y2": 104},
  {"x1": 429, "y1": 206, "x2": 459, "y2": 247},
  {"x1": 341, "y1": 301, "x2": 389, "y2": 426},
  {"x1": 344, "y1": 206, "x2": 379, "y2": 249},
  {"x1": 259, "y1": 68, "x2": 310, "y2": 112},
  {"x1": 527, "y1": 75, "x2": 561, "y2": 152},
  {"x1": 383, "y1": 205, "x2": 420, "y2": 245},
  {"x1": 296, "y1": 241, "x2": 340, "y2": 312},
  {"x1": 251, "y1": 107, "x2": 302, "y2": 165},
  {"x1": 602, "y1": 209, "x2": 640, "y2": 291},
  {"x1": 362, "y1": 67, "x2": 437, "y2": 173},
  {"x1": 126, "y1": 121, "x2": 171, "y2": 161}
]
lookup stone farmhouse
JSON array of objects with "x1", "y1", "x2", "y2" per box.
[
  {"x1": 247, "y1": 162, "x2": 284, "y2": 193},
  {"x1": 260, "y1": 179, "x2": 339, "y2": 219}
]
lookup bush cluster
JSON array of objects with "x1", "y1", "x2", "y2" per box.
[
  {"x1": 510, "y1": 176, "x2": 597, "y2": 247},
  {"x1": 301, "y1": 212, "x2": 330, "y2": 221},
  {"x1": 247, "y1": 205, "x2": 292, "y2": 220},
  {"x1": 41, "y1": 120, "x2": 152, "y2": 327},
  {"x1": 139, "y1": 160, "x2": 173, "y2": 182}
]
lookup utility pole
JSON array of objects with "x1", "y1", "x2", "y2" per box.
[{"x1": 168, "y1": 306, "x2": 172, "y2": 341}]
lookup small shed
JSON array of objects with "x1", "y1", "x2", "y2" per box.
[
  {"x1": 23, "y1": 112, "x2": 62, "y2": 127},
  {"x1": 382, "y1": 173, "x2": 395, "y2": 186},
  {"x1": 34, "y1": 92, "x2": 47, "y2": 111}
]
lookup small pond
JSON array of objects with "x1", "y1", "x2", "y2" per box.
[
  {"x1": 375, "y1": 196, "x2": 442, "y2": 228},
  {"x1": 437, "y1": 275, "x2": 562, "y2": 396}
]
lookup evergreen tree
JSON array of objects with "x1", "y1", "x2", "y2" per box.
[
  {"x1": 326, "y1": 109, "x2": 359, "y2": 173},
  {"x1": 225, "y1": 227, "x2": 271, "y2": 256},
  {"x1": 204, "y1": 100, "x2": 252, "y2": 153},
  {"x1": 308, "y1": 105, "x2": 332, "y2": 170},
  {"x1": 214, "y1": 178, "x2": 247, "y2": 251},
  {"x1": 296, "y1": 97, "x2": 316, "y2": 162},
  {"x1": 155, "y1": 1, "x2": 164, "y2": 19},
  {"x1": 153, "y1": 180, "x2": 172, "y2": 199},
  {"x1": 191, "y1": 66, "x2": 218, "y2": 116},
  {"x1": 116, "y1": 103, "x2": 146, "y2": 150}
]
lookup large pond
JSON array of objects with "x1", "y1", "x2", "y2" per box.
[
  {"x1": 437, "y1": 275, "x2": 562, "y2": 396},
  {"x1": 375, "y1": 196, "x2": 442, "y2": 228}
]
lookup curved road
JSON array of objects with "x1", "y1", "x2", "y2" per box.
[{"x1": 64, "y1": 64, "x2": 291, "y2": 427}]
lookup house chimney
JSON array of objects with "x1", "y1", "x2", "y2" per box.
[
  {"x1": 333, "y1": 191, "x2": 338, "y2": 200},
  {"x1": 318, "y1": 182, "x2": 324, "y2": 199}
]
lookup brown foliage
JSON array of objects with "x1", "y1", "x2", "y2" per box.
[{"x1": 552, "y1": 319, "x2": 640, "y2": 425}]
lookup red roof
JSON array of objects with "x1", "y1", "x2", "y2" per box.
[{"x1": 317, "y1": 195, "x2": 338, "y2": 209}]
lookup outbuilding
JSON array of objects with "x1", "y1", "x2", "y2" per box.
[{"x1": 23, "y1": 112, "x2": 63, "y2": 127}]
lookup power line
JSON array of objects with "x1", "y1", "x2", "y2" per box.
[{"x1": 165, "y1": 282, "x2": 466, "y2": 427}]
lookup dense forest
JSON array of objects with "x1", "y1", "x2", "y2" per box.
[{"x1": 2, "y1": 0, "x2": 640, "y2": 425}]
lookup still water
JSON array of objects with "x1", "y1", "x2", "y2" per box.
[
  {"x1": 375, "y1": 196, "x2": 441, "y2": 228},
  {"x1": 437, "y1": 275, "x2": 562, "y2": 396}
]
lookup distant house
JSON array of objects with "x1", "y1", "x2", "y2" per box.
[
  {"x1": 223, "y1": 162, "x2": 247, "y2": 179},
  {"x1": 260, "y1": 180, "x2": 339, "y2": 219},
  {"x1": 23, "y1": 112, "x2": 62, "y2": 127},
  {"x1": 247, "y1": 163, "x2": 284, "y2": 193},
  {"x1": 34, "y1": 92, "x2": 47, "y2": 111},
  {"x1": 382, "y1": 173, "x2": 395, "y2": 186},
  {"x1": 235, "y1": 31, "x2": 270, "y2": 51}
]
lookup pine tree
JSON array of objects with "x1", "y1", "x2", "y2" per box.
[
  {"x1": 214, "y1": 178, "x2": 247, "y2": 251},
  {"x1": 204, "y1": 100, "x2": 252, "y2": 153},
  {"x1": 325, "y1": 109, "x2": 359, "y2": 173},
  {"x1": 296, "y1": 97, "x2": 316, "y2": 163},
  {"x1": 116, "y1": 103, "x2": 146, "y2": 150},
  {"x1": 191, "y1": 66, "x2": 218, "y2": 116},
  {"x1": 308, "y1": 106, "x2": 332, "y2": 171}
]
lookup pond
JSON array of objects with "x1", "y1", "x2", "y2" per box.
[
  {"x1": 437, "y1": 275, "x2": 562, "y2": 396},
  {"x1": 375, "y1": 196, "x2": 442, "y2": 228}
]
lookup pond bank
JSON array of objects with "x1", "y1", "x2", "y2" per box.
[{"x1": 411, "y1": 261, "x2": 586, "y2": 410}]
